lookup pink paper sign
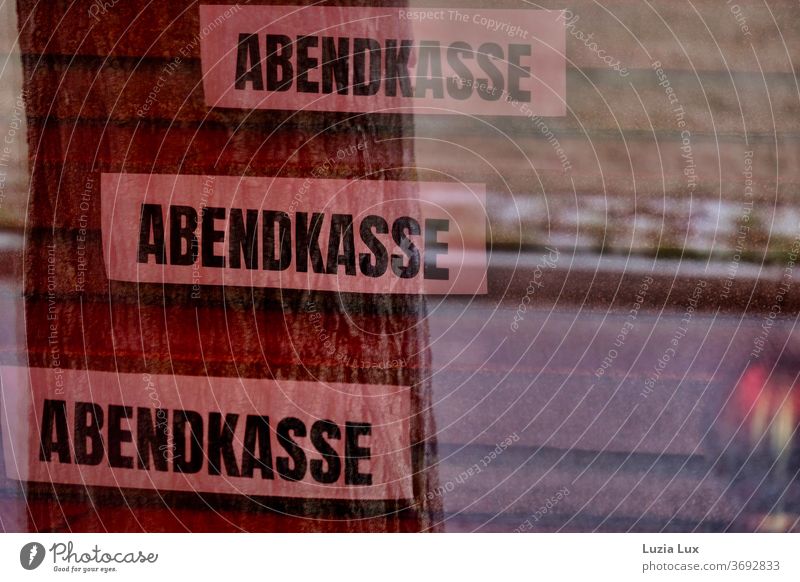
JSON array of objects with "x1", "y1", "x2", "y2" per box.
[
  {"x1": 101, "y1": 173, "x2": 488, "y2": 295},
  {"x1": 199, "y1": 5, "x2": 566, "y2": 116},
  {"x1": 1, "y1": 366, "x2": 413, "y2": 500}
]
